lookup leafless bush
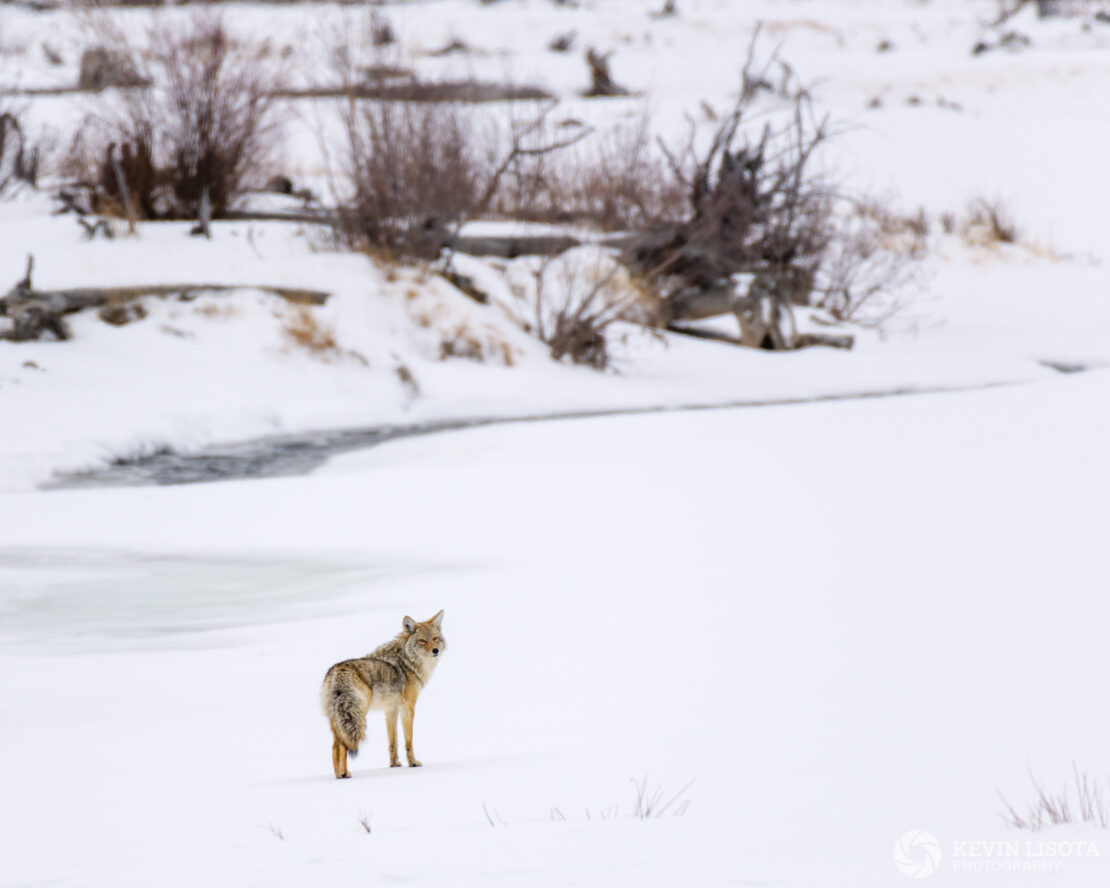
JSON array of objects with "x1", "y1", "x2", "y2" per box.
[
  {"x1": 325, "y1": 21, "x2": 483, "y2": 256},
  {"x1": 67, "y1": 13, "x2": 282, "y2": 221},
  {"x1": 999, "y1": 764, "x2": 1109, "y2": 831},
  {"x1": 624, "y1": 30, "x2": 835, "y2": 301},
  {"x1": 963, "y1": 197, "x2": 1019, "y2": 245},
  {"x1": 328, "y1": 17, "x2": 593, "y2": 258},
  {"x1": 490, "y1": 117, "x2": 685, "y2": 230},
  {"x1": 813, "y1": 200, "x2": 927, "y2": 325},
  {"x1": 520, "y1": 249, "x2": 642, "y2": 369},
  {"x1": 336, "y1": 96, "x2": 483, "y2": 258},
  {"x1": 611, "y1": 32, "x2": 934, "y2": 340},
  {"x1": 334, "y1": 98, "x2": 671, "y2": 255}
]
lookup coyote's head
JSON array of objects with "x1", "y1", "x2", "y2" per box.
[{"x1": 402, "y1": 610, "x2": 446, "y2": 660}]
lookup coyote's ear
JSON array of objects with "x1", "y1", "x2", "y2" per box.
[
  {"x1": 402, "y1": 615, "x2": 417, "y2": 634},
  {"x1": 429, "y1": 609, "x2": 444, "y2": 627}
]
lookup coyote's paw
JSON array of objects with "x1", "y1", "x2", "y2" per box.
[
  {"x1": 390, "y1": 761, "x2": 402, "y2": 768},
  {"x1": 408, "y1": 758, "x2": 423, "y2": 768}
]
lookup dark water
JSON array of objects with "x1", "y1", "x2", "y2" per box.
[
  {"x1": 46, "y1": 419, "x2": 488, "y2": 489},
  {"x1": 45, "y1": 381, "x2": 1037, "y2": 490}
]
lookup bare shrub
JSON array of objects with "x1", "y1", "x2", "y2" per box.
[
  {"x1": 327, "y1": 17, "x2": 592, "y2": 259},
  {"x1": 612, "y1": 32, "x2": 932, "y2": 341},
  {"x1": 336, "y1": 97, "x2": 482, "y2": 258},
  {"x1": 327, "y1": 23, "x2": 485, "y2": 258},
  {"x1": 999, "y1": 764, "x2": 1109, "y2": 831},
  {"x1": 336, "y1": 97, "x2": 669, "y2": 254},
  {"x1": 69, "y1": 13, "x2": 282, "y2": 221},
  {"x1": 624, "y1": 30, "x2": 835, "y2": 305},
  {"x1": 490, "y1": 116, "x2": 686, "y2": 230},
  {"x1": 963, "y1": 197, "x2": 1019, "y2": 245},
  {"x1": 521, "y1": 248, "x2": 643, "y2": 369},
  {"x1": 813, "y1": 200, "x2": 927, "y2": 325}
]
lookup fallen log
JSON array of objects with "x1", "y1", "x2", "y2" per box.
[
  {"x1": 794, "y1": 331, "x2": 855, "y2": 350},
  {"x1": 665, "y1": 274, "x2": 854, "y2": 351},
  {"x1": 223, "y1": 210, "x2": 583, "y2": 258},
  {"x1": 1, "y1": 256, "x2": 329, "y2": 342},
  {"x1": 668, "y1": 323, "x2": 853, "y2": 350},
  {"x1": 272, "y1": 79, "x2": 554, "y2": 103},
  {"x1": 451, "y1": 234, "x2": 581, "y2": 259}
]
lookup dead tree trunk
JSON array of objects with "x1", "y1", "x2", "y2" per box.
[
  {"x1": 1, "y1": 255, "x2": 330, "y2": 342},
  {"x1": 583, "y1": 49, "x2": 631, "y2": 97},
  {"x1": 666, "y1": 272, "x2": 807, "y2": 350}
]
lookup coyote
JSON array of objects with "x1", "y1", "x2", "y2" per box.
[{"x1": 321, "y1": 610, "x2": 446, "y2": 779}]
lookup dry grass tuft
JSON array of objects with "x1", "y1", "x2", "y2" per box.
[
  {"x1": 963, "y1": 197, "x2": 1019, "y2": 246},
  {"x1": 631, "y1": 775, "x2": 694, "y2": 820},
  {"x1": 999, "y1": 764, "x2": 1109, "y2": 831},
  {"x1": 65, "y1": 12, "x2": 283, "y2": 221},
  {"x1": 284, "y1": 306, "x2": 338, "y2": 355}
]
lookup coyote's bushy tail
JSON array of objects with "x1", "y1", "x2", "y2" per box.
[{"x1": 322, "y1": 667, "x2": 365, "y2": 755}]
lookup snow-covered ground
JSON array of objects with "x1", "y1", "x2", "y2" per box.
[
  {"x1": 3, "y1": 371, "x2": 1110, "y2": 886},
  {"x1": 2, "y1": 0, "x2": 1110, "y2": 885}
]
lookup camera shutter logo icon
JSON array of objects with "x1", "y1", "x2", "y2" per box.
[{"x1": 893, "y1": 830, "x2": 942, "y2": 878}]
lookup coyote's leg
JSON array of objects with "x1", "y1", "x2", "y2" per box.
[
  {"x1": 402, "y1": 699, "x2": 421, "y2": 767},
  {"x1": 332, "y1": 729, "x2": 350, "y2": 779},
  {"x1": 386, "y1": 705, "x2": 401, "y2": 767}
]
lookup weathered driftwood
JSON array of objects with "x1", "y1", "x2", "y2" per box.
[
  {"x1": 668, "y1": 322, "x2": 853, "y2": 351},
  {"x1": 583, "y1": 48, "x2": 631, "y2": 98},
  {"x1": 0, "y1": 256, "x2": 329, "y2": 342},
  {"x1": 77, "y1": 46, "x2": 148, "y2": 91},
  {"x1": 273, "y1": 79, "x2": 554, "y2": 103},
  {"x1": 794, "y1": 331, "x2": 855, "y2": 350},
  {"x1": 190, "y1": 188, "x2": 212, "y2": 239},
  {"x1": 223, "y1": 206, "x2": 584, "y2": 258},
  {"x1": 7, "y1": 74, "x2": 546, "y2": 104},
  {"x1": 666, "y1": 272, "x2": 853, "y2": 351},
  {"x1": 84, "y1": 203, "x2": 584, "y2": 259},
  {"x1": 452, "y1": 234, "x2": 581, "y2": 259},
  {"x1": 0, "y1": 111, "x2": 43, "y2": 191},
  {"x1": 650, "y1": 0, "x2": 678, "y2": 18}
]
